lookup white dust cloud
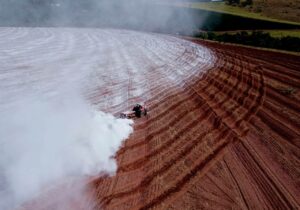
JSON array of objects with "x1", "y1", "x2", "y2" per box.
[{"x1": 0, "y1": 92, "x2": 133, "y2": 209}]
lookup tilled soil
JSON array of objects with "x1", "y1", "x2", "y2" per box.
[
  {"x1": 90, "y1": 41, "x2": 300, "y2": 209},
  {"x1": 3, "y1": 28, "x2": 298, "y2": 210}
]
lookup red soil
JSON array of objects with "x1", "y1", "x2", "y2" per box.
[{"x1": 23, "y1": 40, "x2": 300, "y2": 209}]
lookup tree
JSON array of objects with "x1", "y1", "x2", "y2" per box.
[
  {"x1": 225, "y1": 0, "x2": 240, "y2": 5},
  {"x1": 241, "y1": 0, "x2": 253, "y2": 7}
]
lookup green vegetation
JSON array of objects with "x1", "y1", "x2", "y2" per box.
[
  {"x1": 215, "y1": 30, "x2": 300, "y2": 38},
  {"x1": 225, "y1": 0, "x2": 253, "y2": 7},
  {"x1": 177, "y1": 8, "x2": 300, "y2": 32},
  {"x1": 268, "y1": 30, "x2": 300, "y2": 38},
  {"x1": 194, "y1": 31, "x2": 300, "y2": 52},
  {"x1": 162, "y1": 1, "x2": 300, "y2": 53},
  {"x1": 170, "y1": 2, "x2": 300, "y2": 26}
]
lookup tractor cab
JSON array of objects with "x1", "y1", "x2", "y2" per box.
[{"x1": 120, "y1": 103, "x2": 148, "y2": 119}]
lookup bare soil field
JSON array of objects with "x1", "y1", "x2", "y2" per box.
[
  {"x1": 88, "y1": 40, "x2": 300, "y2": 209},
  {"x1": 10, "y1": 28, "x2": 299, "y2": 210}
]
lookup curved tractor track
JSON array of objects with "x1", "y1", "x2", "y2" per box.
[
  {"x1": 93, "y1": 42, "x2": 300, "y2": 210},
  {"x1": 0, "y1": 28, "x2": 299, "y2": 210}
]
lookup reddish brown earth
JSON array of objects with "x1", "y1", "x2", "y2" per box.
[
  {"x1": 22, "y1": 39, "x2": 300, "y2": 210},
  {"x1": 86, "y1": 41, "x2": 300, "y2": 209}
]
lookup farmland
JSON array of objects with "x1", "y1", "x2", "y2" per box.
[{"x1": 2, "y1": 27, "x2": 298, "y2": 210}]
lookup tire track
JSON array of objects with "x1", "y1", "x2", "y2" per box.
[{"x1": 5, "y1": 29, "x2": 298, "y2": 210}]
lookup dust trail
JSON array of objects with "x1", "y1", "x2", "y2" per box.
[
  {"x1": 0, "y1": 27, "x2": 214, "y2": 209},
  {"x1": 0, "y1": 86, "x2": 133, "y2": 210}
]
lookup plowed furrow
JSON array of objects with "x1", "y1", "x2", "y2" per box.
[
  {"x1": 233, "y1": 143, "x2": 295, "y2": 209},
  {"x1": 256, "y1": 110, "x2": 300, "y2": 148},
  {"x1": 15, "y1": 30, "x2": 300, "y2": 210},
  {"x1": 263, "y1": 100, "x2": 300, "y2": 131},
  {"x1": 117, "y1": 106, "x2": 208, "y2": 172},
  {"x1": 118, "y1": 94, "x2": 204, "y2": 155},
  {"x1": 101, "y1": 129, "x2": 232, "y2": 208}
]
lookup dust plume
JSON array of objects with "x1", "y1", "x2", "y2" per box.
[
  {"x1": 0, "y1": 0, "x2": 208, "y2": 35},
  {"x1": 0, "y1": 90, "x2": 133, "y2": 209}
]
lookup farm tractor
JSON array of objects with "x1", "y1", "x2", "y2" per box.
[{"x1": 120, "y1": 104, "x2": 148, "y2": 119}]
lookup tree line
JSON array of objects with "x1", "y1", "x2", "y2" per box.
[
  {"x1": 225, "y1": 0, "x2": 253, "y2": 7},
  {"x1": 194, "y1": 31, "x2": 300, "y2": 52}
]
